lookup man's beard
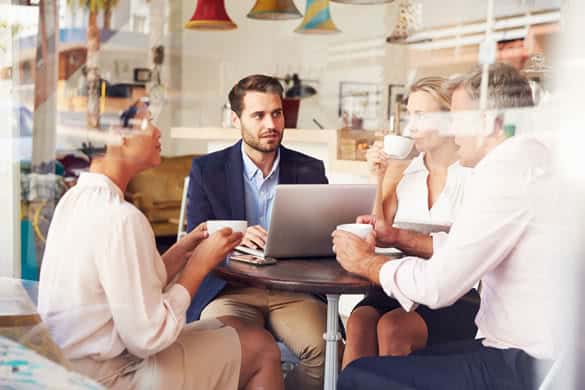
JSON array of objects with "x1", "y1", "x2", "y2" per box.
[{"x1": 241, "y1": 126, "x2": 283, "y2": 153}]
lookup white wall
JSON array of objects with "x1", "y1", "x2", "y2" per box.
[
  {"x1": 161, "y1": 0, "x2": 562, "y2": 158},
  {"x1": 98, "y1": 49, "x2": 148, "y2": 84},
  {"x1": 168, "y1": 0, "x2": 391, "y2": 157}
]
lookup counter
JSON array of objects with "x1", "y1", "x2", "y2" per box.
[{"x1": 171, "y1": 127, "x2": 378, "y2": 183}]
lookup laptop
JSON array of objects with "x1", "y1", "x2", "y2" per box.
[{"x1": 235, "y1": 184, "x2": 376, "y2": 259}]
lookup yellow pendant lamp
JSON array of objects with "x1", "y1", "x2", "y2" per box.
[
  {"x1": 185, "y1": 0, "x2": 237, "y2": 30},
  {"x1": 295, "y1": 0, "x2": 340, "y2": 34},
  {"x1": 248, "y1": 0, "x2": 303, "y2": 20}
]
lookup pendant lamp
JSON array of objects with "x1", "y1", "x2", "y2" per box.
[
  {"x1": 295, "y1": 0, "x2": 340, "y2": 34},
  {"x1": 331, "y1": 0, "x2": 394, "y2": 4},
  {"x1": 247, "y1": 0, "x2": 303, "y2": 20},
  {"x1": 386, "y1": 0, "x2": 422, "y2": 43},
  {"x1": 185, "y1": 0, "x2": 237, "y2": 30}
]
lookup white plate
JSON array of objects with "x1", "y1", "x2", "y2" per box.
[{"x1": 393, "y1": 220, "x2": 451, "y2": 234}]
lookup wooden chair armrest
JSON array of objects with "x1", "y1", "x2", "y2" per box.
[{"x1": 126, "y1": 192, "x2": 144, "y2": 209}]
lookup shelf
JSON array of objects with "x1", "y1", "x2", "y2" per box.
[
  {"x1": 171, "y1": 127, "x2": 334, "y2": 144},
  {"x1": 170, "y1": 127, "x2": 371, "y2": 177}
]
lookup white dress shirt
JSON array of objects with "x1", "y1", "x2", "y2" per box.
[
  {"x1": 241, "y1": 143, "x2": 280, "y2": 229},
  {"x1": 379, "y1": 135, "x2": 557, "y2": 359},
  {"x1": 38, "y1": 173, "x2": 191, "y2": 360}
]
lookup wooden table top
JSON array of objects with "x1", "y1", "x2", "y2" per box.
[{"x1": 214, "y1": 257, "x2": 372, "y2": 295}]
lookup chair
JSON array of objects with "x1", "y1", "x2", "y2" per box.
[
  {"x1": 177, "y1": 176, "x2": 190, "y2": 241},
  {"x1": 176, "y1": 177, "x2": 300, "y2": 370},
  {"x1": 126, "y1": 155, "x2": 196, "y2": 237}
]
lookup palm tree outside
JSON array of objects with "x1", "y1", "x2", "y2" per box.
[
  {"x1": 103, "y1": 0, "x2": 119, "y2": 31},
  {"x1": 66, "y1": 0, "x2": 119, "y2": 129}
]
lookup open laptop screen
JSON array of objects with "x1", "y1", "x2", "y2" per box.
[{"x1": 235, "y1": 184, "x2": 376, "y2": 259}]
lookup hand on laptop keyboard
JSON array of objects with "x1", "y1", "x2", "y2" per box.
[{"x1": 241, "y1": 225, "x2": 268, "y2": 250}]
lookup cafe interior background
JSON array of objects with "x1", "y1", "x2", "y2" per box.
[{"x1": 1, "y1": 0, "x2": 585, "y2": 385}]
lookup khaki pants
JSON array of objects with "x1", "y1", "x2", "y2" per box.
[
  {"x1": 202, "y1": 285, "x2": 327, "y2": 390},
  {"x1": 70, "y1": 319, "x2": 240, "y2": 390}
]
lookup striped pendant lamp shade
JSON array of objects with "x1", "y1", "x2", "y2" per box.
[
  {"x1": 295, "y1": 0, "x2": 340, "y2": 34},
  {"x1": 247, "y1": 0, "x2": 303, "y2": 20},
  {"x1": 185, "y1": 0, "x2": 237, "y2": 30}
]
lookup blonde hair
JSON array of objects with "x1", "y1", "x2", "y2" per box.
[{"x1": 408, "y1": 76, "x2": 451, "y2": 111}]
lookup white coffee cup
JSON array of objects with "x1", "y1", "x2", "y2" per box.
[
  {"x1": 336, "y1": 223, "x2": 374, "y2": 239},
  {"x1": 207, "y1": 220, "x2": 248, "y2": 235},
  {"x1": 384, "y1": 135, "x2": 414, "y2": 159}
]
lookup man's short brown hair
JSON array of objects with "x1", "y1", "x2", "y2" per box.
[
  {"x1": 446, "y1": 63, "x2": 534, "y2": 109},
  {"x1": 228, "y1": 74, "x2": 284, "y2": 117}
]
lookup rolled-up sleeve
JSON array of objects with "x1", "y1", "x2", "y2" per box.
[
  {"x1": 430, "y1": 232, "x2": 449, "y2": 252},
  {"x1": 378, "y1": 156, "x2": 533, "y2": 311},
  {"x1": 379, "y1": 258, "x2": 418, "y2": 312},
  {"x1": 97, "y1": 210, "x2": 190, "y2": 358}
]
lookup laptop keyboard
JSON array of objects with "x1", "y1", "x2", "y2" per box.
[{"x1": 235, "y1": 246, "x2": 265, "y2": 258}]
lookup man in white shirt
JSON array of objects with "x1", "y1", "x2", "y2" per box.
[
  {"x1": 333, "y1": 63, "x2": 557, "y2": 389},
  {"x1": 39, "y1": 100, "x2": 285, "y2": 389}
]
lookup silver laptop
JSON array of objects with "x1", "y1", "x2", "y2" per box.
[{"x1": 236, "y1": 184, "x2": 376, "y2": 259}]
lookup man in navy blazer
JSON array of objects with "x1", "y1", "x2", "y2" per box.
[{"x1": 186, "y1": 75, "x2": 328, "y2": 390}]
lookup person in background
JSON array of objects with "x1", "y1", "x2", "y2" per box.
[
  {"x1": 38, "y1": 100, "x2": 284, "y2": 390},
  {"x1": 343, "y1": 77, "x2": 478, "y2": 368},
  {"x1": 335, "y1": 63, "x2": 554, "y2": 389},
  {"x1": 186, "y1": 74, "x2": 328, "y2": 390},
  {"x1": 496, "y1": 38, "x2": 529, "y2": 70}
]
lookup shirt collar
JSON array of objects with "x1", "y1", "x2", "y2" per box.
[
  {"x1": 403, "y1": 153, "x2": 427, "y2": 175},
  {"x1": 241, "y1": 143, "x2": 280, "y2": 181},
  {"x1": 77, "y1": 172, "x2": 124, "y2": 198}
]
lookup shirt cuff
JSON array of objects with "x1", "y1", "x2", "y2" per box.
[
  {"x1": 379, "y1": 258, "x2": 417, "y2": 312},
  {"x1": 430, "y1": 232, "x2": 449, "y2": 252},
  {"x1": 165, "y1": 283, "x2": 191, "y2": 318}
]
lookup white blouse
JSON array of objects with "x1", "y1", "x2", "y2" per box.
[
  {"x1": 38, "y1": 173, "x2": 191, "y2": 361},
  {"x1": 394, "y1": 153, "x2": 471, "y2": 226}
]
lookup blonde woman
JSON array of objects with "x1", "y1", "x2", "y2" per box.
[{"x1": 342, "y1": 77, "x2": 479, "y2": 368}]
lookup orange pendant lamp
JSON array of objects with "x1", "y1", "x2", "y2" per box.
[
  {"x1": 295, "y1": 0, "x2": 340, "y2": 34},
  {"x1": 248, "y1": 0, "x2": 303, "y2": 20},
  {"x1": 185, "y1": 0, "x2": 237, "y2": 30}
]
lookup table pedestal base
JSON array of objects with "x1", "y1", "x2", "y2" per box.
[{"x1": 323, "y1": 294, "x2": 341, "y2": 390}]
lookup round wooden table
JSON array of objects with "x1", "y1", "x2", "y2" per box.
[{"x1": 214, "y1": 257, "x2": 372, "y2": 390}]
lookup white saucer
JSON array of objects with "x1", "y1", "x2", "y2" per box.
[{"x1": 393, "y1": 220, "x2": 451, "y2": 234}]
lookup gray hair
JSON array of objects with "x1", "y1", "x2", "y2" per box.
[{"x1": 446, "y1": 63, "x2": 534, "y2": 109}]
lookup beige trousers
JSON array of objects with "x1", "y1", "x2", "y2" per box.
[
  {"x1": 70, "y1": 319, "x2": 240, "y2": 390},
  {"x1": 202, "y1": 285, "x2": 327, "y2": 390}
]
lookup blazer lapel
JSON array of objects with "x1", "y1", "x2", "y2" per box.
[
  {"x1": 225, "y1": 140, "x2": 246, "y2": 220},
  {"x1": 278, "y1": 146, "x2": 297, "y2": 184}
]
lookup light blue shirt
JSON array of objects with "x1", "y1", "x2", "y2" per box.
[{"x1": 241, "y1": 144, "x2": 280, "y2": 230}]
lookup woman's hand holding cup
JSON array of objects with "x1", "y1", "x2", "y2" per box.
[{"x1": 366, "y1": 141, "x2": 390, "y2": 180}]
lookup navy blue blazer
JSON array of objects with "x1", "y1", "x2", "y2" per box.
[{"x1": 185, "y1": 140, "x2": 329, "y2": 321}]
